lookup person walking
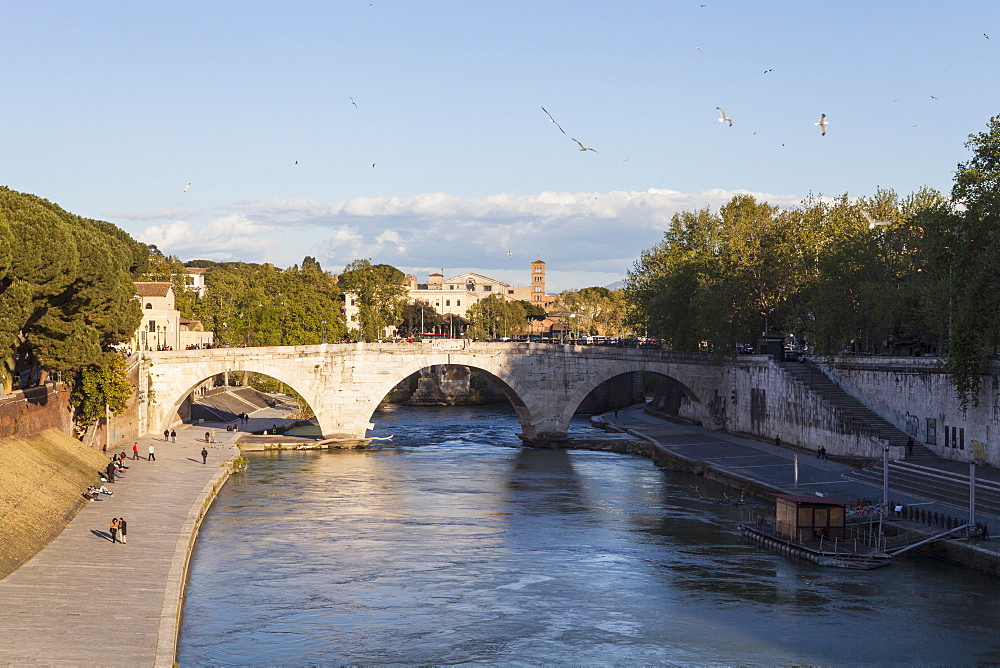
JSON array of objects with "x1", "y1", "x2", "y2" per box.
[
  {"x1": 201, "y1": 447, "x2": 209, "y2": 464},
  {"x1": 118, "y1": 517, "x2": 127, "y2": 544},
  {"x1": 148, "y1": 443, "x2": 156, "y2": 461},
  {"x1": 132, "y1": 442, "x2": 139, "y2": 460},
  {"x1": 774, "y1": 435, "x2": 781, "y2": 450},
  {"x1": 163, "y1": 429, "x2": 170, "y2": 442},
  {"x1": 906, "y1": 437, "x2": 914, "y2": 456},
  {"x1": 109, "y1": 518, "x2": 119, "y2": 544},
  {"x1": 170, "y1": 429, "x2": 177, "y2": 443},
  {"x1": 105, "y1": 460, "x2": 116, "y2": 484},
  {"x1": 205, "y1": 431, "x2": 211, "y2": 443}
]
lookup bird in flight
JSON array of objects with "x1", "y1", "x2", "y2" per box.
[
  {"x1": 294, "y1": 160, "x2": 299, "y2": 165},
  {"x1": 541, "y1": 106, "x2": 566, "y2": 134},
  {"x1": 696, "y1": 45, "x2": 702, "y2": 51},
  {"x1": 184, "y1": 183, "x2": 191, "y2": 192},
  {"x1": 372, "y1": 163, "x2": 376, "y2": 168},
  {"x1": 716, "y1": 107, "x2": 733, "y2": 126},
  {"x1": 985, "y1": 33, "x2": 990, "y2": 39},
  {"x1": 350, "y1": 97, "x2": 358, "y2": 108},
  {"x1": 507, "y1": 249, "x2": 513, "y2": 258},
  {"x1": 814, "y1": 113, "x2": 829, "y2": 136},
  {"x1": 929, "y1": 95, "x2": 939, "y2": 99},
  {"x1": 861, "y1": 210, "x2": 891, "y2": 229},
  {"x1": 763, "y1": 68, "x2": 773, "y2": 73},
  {"x1": 572, "y1": 138, "x2": 597, "y2": 152}
]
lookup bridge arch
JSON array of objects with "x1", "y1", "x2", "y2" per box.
[
  {"x1": 149, "y1": 354, "x2": 323, "y2": 436},
  {"x1": 556, "y1": 362, "x2": 713, "y2": 433},
  {"x1": 361, "y1": 355, "x2": 544, "y2": 439}
]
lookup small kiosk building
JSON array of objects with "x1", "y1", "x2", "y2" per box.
[{"x1": 774, "y1": 494, "x2": 847, "y2": 542}]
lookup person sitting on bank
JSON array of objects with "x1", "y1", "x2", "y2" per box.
[{"x1": 85, "y1": 486, "x2": 102, "y2": 500}]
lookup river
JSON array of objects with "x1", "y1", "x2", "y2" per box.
[{"x1": 178, "y1": 405, "x2": 1000, "y2": 665}]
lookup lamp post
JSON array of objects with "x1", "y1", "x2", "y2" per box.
[{"x1": 321, "y1": 319, "x2": 327, "y2": 344}]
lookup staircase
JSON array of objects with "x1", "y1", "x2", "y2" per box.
[{"x1": 779, "y1": 360, "x2": 936, "y2": 460}]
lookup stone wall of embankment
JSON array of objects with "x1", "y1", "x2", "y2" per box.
[{"x1": 824, "y1": 357, "x2": 1000, "y2": 467}]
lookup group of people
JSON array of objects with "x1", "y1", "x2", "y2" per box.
[{"x1": 163, "y1": 428, "x2": 176, "y2": 442}]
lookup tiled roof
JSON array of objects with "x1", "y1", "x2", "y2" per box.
[{"x1": 134, "y1": 282, "x2": 172, "y2": 298}]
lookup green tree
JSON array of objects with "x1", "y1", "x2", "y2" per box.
[
  {"x1": 338, "y1": 260, "x2": 408, "y2": 340},
  {"x1": 71, "y1": 353, "x2": 133, "y2": 428},
  {"x1": 552, "y1": 287, "x2": 627, "y2": 336},
  {"x1": 400, "y1": 300, "x2": 442, "y2": 336},
  {"x1": 466, "y1": 295, "x2": 527, "y2": 339},
  {"x1": 937, "y1": 115, "x2": 1000, "y2": 404}
]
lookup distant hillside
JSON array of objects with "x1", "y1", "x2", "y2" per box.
[{"x1": 604, "y1": 280, "x2": 625, "y2": 291}]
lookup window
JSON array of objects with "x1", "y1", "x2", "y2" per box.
[
  {"x1": 959, "y1": 427, "x2": 965, "y2": 450},
  {"x1": 456, "y1": 300, "x2": 461, "y2": 306},
  {"x1": 446, "y1": 300, "x2": 451, "y2": 307},
  {"x1": 148, "y1": 320, "x2": 156, "y2": 332},
  {"x1": 945, "y1": 425, "x2": 950, "y2": 448},
  {"x1": 534, "y1": 286, "x2": 542, "y2": 292},
  {"x1": 145, "y1": 303, "x2": 152, "y2": 309},
  {"x1": 449, "y1": 285, "x2": 455, "y2": 290},
  {"x1": 925, "y1": 418, "x2": 937, "y2": 445},
  {"x1": 534, "y1": 267, "x2": 543, "y2": 273},
  {"x1": 350, "y1": 299, "x2": 356, "y2": 306},
  {"x1": 534, "y1": 276, "x2": 543, "y2": 282},
  {"x1": 483, "y1": 285, "x2": 492, "y2": 292}
]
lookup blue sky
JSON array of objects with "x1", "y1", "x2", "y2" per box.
[{"x1": 3, "y1": 1, "x2": 998, "y2": 292}]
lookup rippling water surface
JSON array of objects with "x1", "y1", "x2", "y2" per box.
[{"x1": 178, "y1": 406, "x2": 1000, "y2": 665}]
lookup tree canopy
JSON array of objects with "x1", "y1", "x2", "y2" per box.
[
  {"x1": 338, "y1": 260, "x2": 408, "y2": 340},
  {"x1": 0, "y1": 187, "x2": 146, "y2": 392}
]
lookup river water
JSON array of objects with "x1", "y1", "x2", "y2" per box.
[{"x1": 178, "y1": 406, "x2": 1000, "y2": 666}]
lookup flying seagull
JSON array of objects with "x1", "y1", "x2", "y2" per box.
[
  {"x1": 507, "y1": 249, "x2": 513, "y2": 258},
  {"x1": 985, "y1": 33, "x2": 990, "y2": 39},
  {"x1": 572, "y1": 138, "x2": 597, "y2": 152},
  {"x1": 350, "y1": 96, "x2": 358, "y2": 108},
  {"x1": 183, "y1": 183, "x2": 191, "y2": 192},
  {"x1": 814, "y1": 113, "x2": 829, "y2": 136},
  {"x1": 696, "y1": 45, "x2": 702, "y2": 51},
  {"x1": 929, "y1": 95, "x2": 939, "y2": 99},
  {"x1": 541, "y1": 106, "x2": 566, "y2": 134},
  {"x1": 861, "y1": 210, "x2": 891, "y2": 229},
  {"x1": 763, "y1": 68, "x2": 773, "y2": 73},
  {"x1": 716, "y1": 107, "x2": 732, "y2": 126}
]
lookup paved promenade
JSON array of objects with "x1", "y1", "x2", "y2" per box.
[
  {"x1": 0, "y1": 422, "x2": 241, "y2": 666},
  {"x1": 603, "y1": 407, "x2": 999, "y2": 555}
]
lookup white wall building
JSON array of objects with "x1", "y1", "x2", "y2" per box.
[{"x1": 132, "y1": 282, "x2": 214, "y2": 351}]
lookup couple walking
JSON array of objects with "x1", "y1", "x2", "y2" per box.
[{"x1": 109, "y1": 517, "x2": 128, "y2": 544}]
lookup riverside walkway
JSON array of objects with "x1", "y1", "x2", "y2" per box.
[
  {"x1": 0, "y1": 422, "x2": 244, "y2": 666},
  {"x1": 602, "y1": 407, "x2": 999, "y2": 563}
]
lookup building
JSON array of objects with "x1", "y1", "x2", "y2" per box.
[
  {"x1": 508, "y1": 260, "x2": 547, "y2": 304},
  {"x1": 132, "y1": 282, "x2": 214, "y2": 351},
  {"x1": 183, "y1": 267, "x2": 208, "y2": 297},
  {"x1": 342, "y1": 261, "x2": 551, "y2": 336}
]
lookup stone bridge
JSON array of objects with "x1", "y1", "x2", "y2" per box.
[{"x1": 140, "y1": 341, "x2": 727, "y2": 442}]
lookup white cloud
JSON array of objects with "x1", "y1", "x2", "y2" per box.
[
  {"x1": 136, "y1": 213, "x2": 273, "y2": 258},
  {"x1": 136, "y1": 187, "x2": 801, "y2": 290}
]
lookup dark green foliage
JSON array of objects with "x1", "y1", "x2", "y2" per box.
[
  {"x1": 337, "y1": 260, "x2": 408, "y2": 341},
  {"x1": 190, "y1": 257, "x2": 345, "y2": 346},
  {"x1": 0, "y1": 187, "x2": 144, "y2": 388},
  {"x1": 72, "y1": 353, "x2": 133, "y2": 427}
]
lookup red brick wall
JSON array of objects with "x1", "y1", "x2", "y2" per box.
[{"x1": 0, "y1": 383, "x2": 74, "y2": 439}]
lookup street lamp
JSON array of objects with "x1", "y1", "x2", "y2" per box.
[{"x1": 321, "y1": 319, "x2": 327, "y2": 344}]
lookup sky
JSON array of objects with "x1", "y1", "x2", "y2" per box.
[{"x1": 3, "y1": 1, "x2": 998, "y2": 293}]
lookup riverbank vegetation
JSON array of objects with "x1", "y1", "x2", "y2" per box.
[
  {"x1": 626, "y1": 116, "x2": 1000, "y2": 405},
  {"x1": 0, "y1": 188, "x2": 147, "y2": 430}
]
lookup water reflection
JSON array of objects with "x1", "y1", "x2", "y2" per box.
[{"x1": 179, "y1": 406, "x2": 1000, "y2": 666}]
